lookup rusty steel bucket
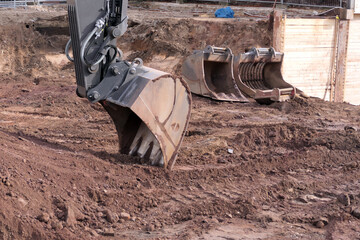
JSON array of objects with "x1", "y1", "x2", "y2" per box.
[
  {"x1": 233, "y1": 47, "x2": 296, "y2": 104},
  {"x1": 182, "y1": 46, "x2": 248, "y2": 102},
  {"x1": 100, "y1": 65, "x2": 191, "y2": 170}
]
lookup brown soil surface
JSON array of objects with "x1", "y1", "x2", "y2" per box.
[{"x1": 1, "y1": 3, "x2": 360, "y2": 240}]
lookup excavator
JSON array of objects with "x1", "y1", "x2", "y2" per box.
[{"x1": 65, "y1": 0, "x2": 191, "y2": 169}]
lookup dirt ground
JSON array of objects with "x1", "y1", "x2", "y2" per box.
[{"x1": 0, "y1": 2, "x2": 360, "y2": 240}]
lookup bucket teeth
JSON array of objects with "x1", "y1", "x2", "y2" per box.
[
  {"x1": 149, "y1": 144, "x2": 161, "y2": 164},
  {"x1": 137, "y1": 141, "x2": 152, "y2": 159},
  {"x1": 151, "y1": 153, "x2": 164, "y2": 167},
  {"x1": 129, "y1": 139, "x2": 141, "y2": 156},
  {"x1": 128, "y1": 122, "x2": 164, "y2": 166},
  {"x1": 158, "y1": 157, "x2": 164, "y2": 167},
  {"x1": 135, "y1": 124, "x2": 153, "y2": 157}
]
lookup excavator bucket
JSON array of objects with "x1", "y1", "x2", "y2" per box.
[
  {"x1": 67, "y1": 0, "x2": 191, "y2": 169},
  {"x1": 101, "y1": 67, "x2": 191, "y2": 169},
  {"x1": 182, "y1": 46, "x2": 248, "y2": 102},
  {"x1": 233, "y1": 48, "x2": 296, "y2": 104}
]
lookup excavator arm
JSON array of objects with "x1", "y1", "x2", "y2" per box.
[{"x1": 66, "y1": 0, "x2": 191, "y2": 169}]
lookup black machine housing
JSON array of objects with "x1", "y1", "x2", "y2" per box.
[{"x1": 68, "y1": 0, "x2": 128, "y2": 97}]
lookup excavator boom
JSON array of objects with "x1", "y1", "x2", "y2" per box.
[{"x1": 66, "y1": 0, "x2": 191, "y2": 169}]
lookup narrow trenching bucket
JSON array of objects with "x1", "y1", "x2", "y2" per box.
[
  {"x1": 182, "y1": 46, "x2": 248, "y2": 102},
  {"x1": 99, "y1": 66, "x2": 191, "y2": 170},
  {"x1": 233, "y1": 48, "x2": 296, "y2": 104}
]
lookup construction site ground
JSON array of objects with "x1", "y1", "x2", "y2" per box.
[{"x1": 0, "y1": 2, "x2": 360, "y2": 239}]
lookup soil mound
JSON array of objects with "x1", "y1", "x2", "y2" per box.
[{"x1": 120, "y1": 18, "x2": 271, "y2": 74}]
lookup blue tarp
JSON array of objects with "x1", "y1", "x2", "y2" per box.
[{"x1": 215, "y1": 6, "x2": 234, "y2": 18}]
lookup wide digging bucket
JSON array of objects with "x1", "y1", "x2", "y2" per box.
[
  {"x1": 233, "y1": 48, "x2": 296, "y2": 104},
  {"x1": 66, "y1": 0, "x2": 191, "y2": 170},
  {"x1": 98, "y1": 65, "x2": 191, "y2": 170},
  {"x1": 182, "y1": 46, "x2": 248, "y2": 102}
]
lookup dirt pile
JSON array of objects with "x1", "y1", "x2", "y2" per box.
[
  {"x1": 234, "y1": 123, "x2": 360, "y2": 151},
  {"x1": 0, "y1": 13, "x2": 70, "y2": 79},
  {"x1": 0, "y1": 25, "x2": 49, "y2": 75},
  {"x1": 0, "y1": 7, "x2": 272, "y2": 77},
  {"x1": 121, "y1": 18, "x2": 271, "y2": 75}
]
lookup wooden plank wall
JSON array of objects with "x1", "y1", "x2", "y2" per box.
[
  {"x1": 355, "y1": 0, "x2": 360, "y2": 13},
  {"x1": 344, "y1": 15, "x2": 360, "y2": 105},
  {"x1": 281, "y1": 19, "x2": 337, "y2": 101}
]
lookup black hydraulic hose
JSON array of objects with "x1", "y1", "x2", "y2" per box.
[
  {"x1": 80, "y1": 26, "x2": 99, "y2": 66},
  {"x1": 65, "y1": 39, "x2": 74, "y2": 62},
  {"x1": 83, "y1": 34, "x2": 113, "y2": 66},
  {"x1": 102, "y1": 45, "x2": 118, "y2": 77}
]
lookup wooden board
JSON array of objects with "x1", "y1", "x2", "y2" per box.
[
  {"x1": 344, "y1": 15, "x2": 360, "y2": 105},
  {"x1": 272, "y1": 10, "x2": 284, "y2": 52},
  {"x1": 281, "y1": 18, "x2": 337, "y2": 101},
  {"x1": 334, "y1": 20, "x2": 349, "y2": 102},
  {"x1": 355, "y1": 0, "x2": 360, "y2": 14}
]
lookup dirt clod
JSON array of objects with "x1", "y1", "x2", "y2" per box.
[
  {"x1": 352, "y1": 208, "x2": 360, "y2": 219},
  {"x1": 104, "y1": 209, "x2": 119, "y2": 223},
  {"x1": 338, "y1": 194, "x2": 351, "y2": 206},
  {"x1": 314, "y1": 217, "x2": 328, "y2": 228},
  {"x1": 145, "y1": 224, "x2": 155, "y2": 232},
  {"x1": 65, "y1": 205, "x2": 76, "y2": 226},
  {"x1": 51, "y1": 221, "x2": 63, "y2": 231},
  {"x1": 85, "y1": 226, "x2": 98, "y2": 237},
  {"x1": 119, "y1": 212, "x2": 131, "y2": 220},
  {"x1": 37, "y1": 213, "x2": 50, "y2": 223},
  {"x1": 102, "y1": 228, "x2": 115, "y2": 236},
  {"x1": 315, "y1": 221, "x2": 325, "y2": 228}
]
